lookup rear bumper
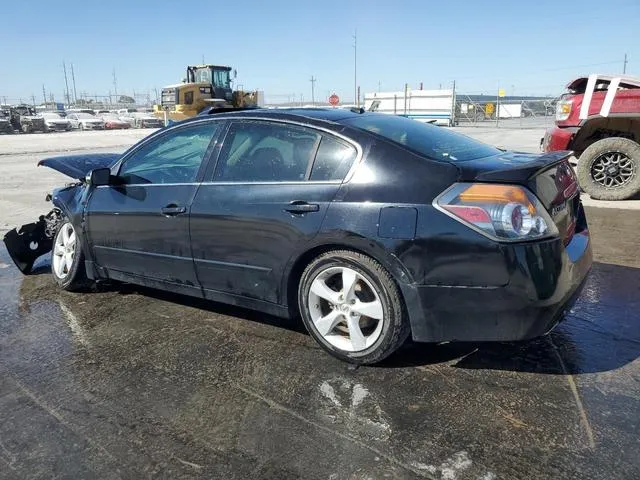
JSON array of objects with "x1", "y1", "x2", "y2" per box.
[
  {"x1": 542, "y1": 126, "x2": 579, "y2": 152},
  {"x1": 401, "y1": 229, "x2": 592, "y2": 343}
]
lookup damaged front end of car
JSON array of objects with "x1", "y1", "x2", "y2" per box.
[
  {"x1": 3, "y1": 209, "x2": 64, "y2": 274},
  {"x1": 3, "y1": 151, "x2": 121, "y2": 274}
]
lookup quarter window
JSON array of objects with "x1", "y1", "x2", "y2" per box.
[
  {"x1": 119, "y1": 122, "x2": 219, "y2": 184},
  {"x1": 310, "y1": 137, "x2": 357, "y2": 181},
  {"x1": 214, "y1": 122, "x2": 320, "y2": 182}
]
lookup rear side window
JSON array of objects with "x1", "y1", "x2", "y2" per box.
[
  {"x1": 341, "y1": 114, "x2": 500, "y2": 162},
  {"x1": 214, "y1": 121, "x2": 320, "y2": 182},
  {"x1": 310, "y1": 137, "x2": 357, "y2": 181}
]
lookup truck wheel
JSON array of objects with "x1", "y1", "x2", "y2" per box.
[
  {"x1": 298, "y1": 250, "x2": 410, "y2": 365},
  {"x1": 577, "y1": 137, "x2": 640, "y2": 200}
]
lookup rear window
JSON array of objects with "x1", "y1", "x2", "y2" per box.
[{"x1": 341, "y1": 114, "x2": 500, "y2": 162}]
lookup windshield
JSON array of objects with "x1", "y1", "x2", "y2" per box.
[
  {"x1": 213, "y1": 69, "x2": 231, "y2": 89},
  {"x1": 341, "y1": 114, "x2": 501, "y2": 162},
  {"x1": 42, "y1": 112, "x2": 62, "y2": 119},
  {"x1": 76, "y1": 113, "x2": 96, "y2": 119}
]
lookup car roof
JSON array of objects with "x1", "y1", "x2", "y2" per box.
[{"x1": 183, "y1": 107, "x2": 364, "y2": 131}]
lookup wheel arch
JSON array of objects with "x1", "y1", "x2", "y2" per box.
[
  {"x1": 281, "y1": 236, "x2": 415, "y2": 316},
  {"x1": 572, "y1": 116, "x2": 640, "y2": 156}
]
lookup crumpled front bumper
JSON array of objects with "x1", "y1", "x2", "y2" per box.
[{"x1": 3, "y1": 211, "x2": 59, "y2": 274}]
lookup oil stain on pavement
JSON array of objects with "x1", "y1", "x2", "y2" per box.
[{"x1": 0, "y1": 211, "x2": 638, "y2": 479}]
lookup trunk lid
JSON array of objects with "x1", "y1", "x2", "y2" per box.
[
  {"x1": 456, "y1": 151, "x2": 580, "y2": 244},
  {"x1": 39, "y1": 153, "x2": 121, "y2": 180}
]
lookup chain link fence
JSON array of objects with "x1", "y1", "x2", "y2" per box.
[{"x1": 454, "y1": 95, "x2": 559, "y2": 128}]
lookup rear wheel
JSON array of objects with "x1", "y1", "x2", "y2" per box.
[
  {"x1": 577, "y1": 137, "x2": 640, "y2": 200},
  {"x1": 298, "y1": 250, "x2": 410, "y2": 364},
  {"x1": 51, "y1": 220, "x2": 90, "y2": 291}
]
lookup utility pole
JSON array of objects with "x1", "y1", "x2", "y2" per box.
[
  {"x1": 112, "y1": 68, "x2": 118, "y2": 100},
  {"x1": 310, "y1": 76, "x2": 316, "y2": 105},
  {"x1": 624, "y1": 53, "x2": 628, "y2": 74},
  {"x1": 63, "y1": 62, "x2": 71, "y2": 106},
  {"x1": 31, "y1": 95, "x2": 36, "y2": 108},
  {"x1": 353, "y1": 30, "x2": 357, "y2": 106},
  {"x1": 378, "y1": 81, "x2": 381, "y2": 93},
  {"x1": 42, "y1": 85, "x2": 47, "y2": 104},
  {"x1": 71, "y1": 63, "x2": 78, "y2": 103}
]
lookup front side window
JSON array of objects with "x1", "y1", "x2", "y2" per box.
[
  {"x1": 214, "y1": 122, "x2": 320, "y2": 182},
  {"x1": 184, "y1": 91, "x2": 194, "y2": 105},
  {"x1": 119, "y1": 122, "x2": 219, "y2": 184}
]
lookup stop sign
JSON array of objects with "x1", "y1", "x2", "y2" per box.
[{"x1": 328, "y1": 93, "x2": 340, "y2": 106}]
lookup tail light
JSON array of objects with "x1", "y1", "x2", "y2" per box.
[
  {"x1": 556, "y1": 98, "x2": 573, "y2": 121},
  {"x1": 435, "y1": 183, "x2": 558, "y2": 242}
]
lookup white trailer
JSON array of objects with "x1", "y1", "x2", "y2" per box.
[{"x1": 364, "y1": 89, "x2": 455, "y2": 126}]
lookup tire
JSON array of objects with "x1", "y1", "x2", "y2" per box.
[
  {"x1": 577, "y1": 137, "x2": 640, "y2": 200},
  {"x1": 78, "y1": 123, "x2": 84, "y2": 131},
  {"x1": 51, "y1": 219, "x2": 91, "y2": 291},
  {"x1": 298, "y1": 250, "x2": 410, "y2": 364}
]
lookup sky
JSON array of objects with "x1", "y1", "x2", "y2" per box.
[{"x1": 0, "y1": 0, "x2": 638, "y2": 104}]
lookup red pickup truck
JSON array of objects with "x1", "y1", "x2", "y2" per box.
[{"x1": 542, "y1": 74, "x2": 640, "y2": 200}]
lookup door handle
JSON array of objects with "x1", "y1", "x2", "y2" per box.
[
  {"x1": 161, "y1": 205, "x2": 187, "y2": 216},
  {"x1": 285, "y1": 201, "x2": 320, "y2": 214}
]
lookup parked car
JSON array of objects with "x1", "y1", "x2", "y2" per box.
[
  {"x1": 41, "y1": 112, "x2": 73, "y2": 132},
  {"x1": 133, "y1": 114, "x2": 163, "y2": 128},
  {"x1": 101, "y1": 114, "x2": 131, "y2": 130},
  {"x1": 0, "y1": 109, "x2": 13, "y2": 133},
  {"x1": 66, "y1": 112, "x2": 105, "y2": 130},
  {"x1": 8, "y1": 105, "x2": 47, "y2": 133},
  {"x1": 542, "y1": 74, "x2": 640, "y2": 200},
  {"x1": 2, "y1": 109, "x2": 592, "y2": 364}
]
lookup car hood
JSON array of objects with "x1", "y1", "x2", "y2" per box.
[{"x1": 39, "y1": 153, "x2": 121, "y2": 180}]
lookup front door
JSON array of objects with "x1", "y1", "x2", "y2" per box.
[
  {"x1": 86, "y1": 121, "x2": 221, "y2": 285},
  {"x1": 190, "y1": 120, "x2": 358, "y2": 304}
]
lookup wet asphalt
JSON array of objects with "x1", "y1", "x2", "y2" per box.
[{"x1": 0, "y1": 206, "x2": 638, "y2": 480}]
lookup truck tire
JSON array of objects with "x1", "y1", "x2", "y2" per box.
[{"x1": 577, "y1": 137, "x2": 640, "y2": 201}]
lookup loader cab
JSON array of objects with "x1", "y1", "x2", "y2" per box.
[{"x1": 186, "y1": 64, "x2": 234, "y2": 102}]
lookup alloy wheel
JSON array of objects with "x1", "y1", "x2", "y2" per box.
[
  {"x1": 591, "y1": 151, "x2": 636, "y2": 189},
  {"x1": 52, "y1": 223, "x2": 76, "y2": 279},
  {"x1": 307, "y1": 266, "x2": 384, "y2": 352}
]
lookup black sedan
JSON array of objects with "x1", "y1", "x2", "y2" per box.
[{"x1": 3, "y1": 109, "x2": 592, "y2": 364}]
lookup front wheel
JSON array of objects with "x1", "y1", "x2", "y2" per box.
[
  {"x1": 577, "y1": 137, "x2": 640, "y2": 200},
  {"x1": 51, "y1": 220, "x2": 90, "y2": 291},
  {"x1": 298, "y1": 250, "x2": 410, "y2": 364}
]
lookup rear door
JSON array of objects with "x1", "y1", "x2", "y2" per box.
[
  {"x1": 190, "y1": 120, "x2": 359, "y2": 304},
  {"x1": 86, "y1": 120, "x2": 221, "y2": 285}
]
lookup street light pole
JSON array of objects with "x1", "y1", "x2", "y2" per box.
[{"x1": 353, "y1": 30, "x2": 357, "y2": 106}]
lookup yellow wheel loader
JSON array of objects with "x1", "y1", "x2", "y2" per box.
[{"x1": 154, "y1": 65, "x2": 259, "y2": 122}]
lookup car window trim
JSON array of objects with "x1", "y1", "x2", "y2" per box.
[
  {"x1": 205, "y1": 118, "x2": 363, "y2": 184},
  {"x1": 113, "y1": 119, "x2": 225, "y2": 184}
]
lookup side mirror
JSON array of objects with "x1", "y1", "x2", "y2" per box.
[{"x1": 87, "y1": 168, "x2": 111, "y2": 186}]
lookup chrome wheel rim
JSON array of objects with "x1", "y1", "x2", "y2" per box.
[
  {"x1": 52, "y1": 222, "x2": 76, "y2": 279},
  {"x1": 308, "y1": 266, "x2": 384, "y2": 353},
  {"x1": 591, "y1": 151, "x2": 636, "y2": 189}
]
